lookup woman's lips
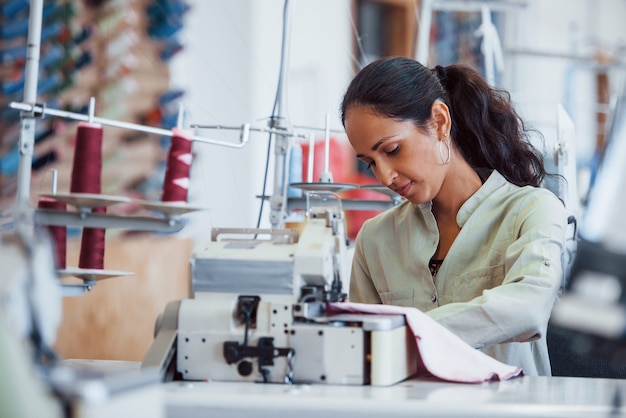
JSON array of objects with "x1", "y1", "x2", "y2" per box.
[{"x1": 395, "y1": 182, "x2": 412, "y2": 196}]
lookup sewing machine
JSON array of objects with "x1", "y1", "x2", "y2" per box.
[{"x1": 143, "y1": 198, "x2": 418, "y2": 386}]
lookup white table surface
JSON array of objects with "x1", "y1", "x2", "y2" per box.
[
  {"x1": 62, "y1": 360, "x2": 626, "y2": 417},
  {"x1": 163, "y1": 375, "x2": 626, "y2": 418}
]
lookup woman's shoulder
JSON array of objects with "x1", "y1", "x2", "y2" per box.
[
  {"x1": 491, "y1": 172, "x2": 565, "y2": 207},
  {"x1": 467, "y1": 171, "x2": 564, "y2": 217},
  {"x1": 498, "y1": 181, "x2": 568, "y2": 226},
  {"x1": 506, "y1": 181, "x2": 566, "y2": 209}
]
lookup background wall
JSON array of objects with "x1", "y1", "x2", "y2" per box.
[{"x1": 170, "y1": 0, "x2": 354, "y2": 235}]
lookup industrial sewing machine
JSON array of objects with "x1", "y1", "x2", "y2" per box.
[{"x1": 143, "y1": 195, "x2": 418, "y2": 386}]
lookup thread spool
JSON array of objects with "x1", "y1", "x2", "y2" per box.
[
  {"x1": 162, "y1": 127, "x2": 193, "y2": 202},
  {"x1": 70, "y1": 121, "x2": 103, "y2": 194},
  {"x1": 70, "y1": 121, "x2": 106, "y2": 270},
  {"x1": 78, "y1": 206, "x2": 106, "y2": 270},
  {"x1": 37, "y1": 198, "x2": 67, "y2": 269}
]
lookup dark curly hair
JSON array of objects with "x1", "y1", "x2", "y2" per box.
[{"x1": 340, "y1": 57, "x2": 546, "y2": 187}]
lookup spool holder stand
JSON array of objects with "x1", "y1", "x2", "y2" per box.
[{"x1": 9, "y1": 97, "x2": 219, "y2": 295}]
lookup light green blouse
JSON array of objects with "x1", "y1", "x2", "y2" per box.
[{"x1": 349, "y1": 170, "x2": 568, "y2": 376}]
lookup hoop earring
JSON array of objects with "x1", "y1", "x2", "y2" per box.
[{"x1": 439, "y1": 139, "x2": 451, "y2": 165}]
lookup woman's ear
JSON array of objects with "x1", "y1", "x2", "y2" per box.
[{"x1": 431, "y1": 100, "x2": 451, "y2": 138}]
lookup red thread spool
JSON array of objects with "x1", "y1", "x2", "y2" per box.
[
  {"x1": 162, "y1": 128, "x2": 193, "y2": 203},
  {"x1": 70, "y1": 121, "x2": 103, "y2": 194},
  {"x1": 70, "y1": 121, "x2": 106, "y2": 270},
  {"x1": 78, "y1": 206, "x2": 106, "y2": 270},
  {"x1": 37, "y1": 198, "x2": 67, "y2": 269}
]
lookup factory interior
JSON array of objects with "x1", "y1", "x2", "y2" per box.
[{"x1": 2, "y1": 0, "x2": 626, "y2": 416}]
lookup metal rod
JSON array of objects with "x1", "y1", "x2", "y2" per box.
[
  {"x1": 268, "y1": 0, "x2": 293, "y2": 229},
  {"x1": 274, "y1": 0, "x2": 291, "y2": 124},
  {"x1": 505, "y1": 48, "x2": 625, "y2": 67},
  {"x1": 51, "y1": 169, "x2": 58, "y2": 195},
  {"x1": 481, "y1": 4, "x2": 495, "y2": 86},
  {"x1": 192, "y1": 123, "x2": 309, "y2": 139},
  {"x1": 316, "y1": 114, "x2": 333, "y2": 183},
  {"x1": 9, "y1": 102, "x2": 249, "y2": 148},
  {"x1": 307, "y1": 133, "x2": 314, "y2": 183},
  {"x1": 323, "y1": 114, "x2": 330, "y2": 174},
  {"x1": 177, "y1": 103, "x2": 184, "y2": 129},
  {"x1": 15, "y1": 0, "x2": 44, "y2": 205},
  {"x1": 285, "y1": 197, "x2": 397, "y2": 212},
  {"x1": 416, "y1": 0, "x2": 432, "y2": 63},
  {"x1": 34, "y1": 209, "x2": 186, "y2": 233},
  {"x1": 88, "y1": 97, "x2": 95, "y2": 124},
  {"x1": 431, "y1": 0, "x2": 526, "y2": 12},
  {"x1": 292, "y1": 124, "x2": 345, "y2": 134}
]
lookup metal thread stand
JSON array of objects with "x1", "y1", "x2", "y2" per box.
[{"x1": 10, "y1": 1, "x2": 212, "y2": 295}]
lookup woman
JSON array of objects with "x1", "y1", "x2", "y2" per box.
[{"x1": 341, "y1": 57, "x2": 567, "y2": 376}]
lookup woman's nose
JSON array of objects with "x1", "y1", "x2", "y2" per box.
[{"x1": 374, "y1": 161, "x2": 396, "y2": 187}]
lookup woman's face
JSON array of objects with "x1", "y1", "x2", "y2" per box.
[{"x1": 344, "y1": 105, "x2": 447, "y2": 205}]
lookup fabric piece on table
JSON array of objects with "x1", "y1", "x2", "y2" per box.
[{"x1": 327, "y1": 301, "x2": 523, "y2": 383}]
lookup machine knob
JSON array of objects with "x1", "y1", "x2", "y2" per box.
[
  {"x1": 238, "y1": 361, "x2": 253, "y2": 376},
  {"x1": 223, "y1": 341, "x2": 241, "y2": 364}
]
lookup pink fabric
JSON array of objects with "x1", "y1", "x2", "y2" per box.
[{"x1": 327, "y1": 302, "x2": 523, "y2": 383}]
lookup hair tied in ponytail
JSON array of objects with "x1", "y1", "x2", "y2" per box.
[{"x1": 434, "y1": 65, "x2": 448, "y2": 85}]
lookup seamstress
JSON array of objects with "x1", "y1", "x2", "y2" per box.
[{"x1": 340, "y1": 56, "x2": 568, "y2": 376}]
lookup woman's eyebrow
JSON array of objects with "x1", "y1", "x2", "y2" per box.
[{"x1": 356, "y1": 137, "x2": 395, "y2": 159}]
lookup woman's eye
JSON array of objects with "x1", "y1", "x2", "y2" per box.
[{"x1": 385, "y1": 145, "x2": 399, "y2": 156}]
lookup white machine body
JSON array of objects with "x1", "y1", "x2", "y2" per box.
[{"x1": 144, "y1": 207, "x2": 417, "y2": 386}]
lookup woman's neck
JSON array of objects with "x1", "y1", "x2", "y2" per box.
[{"x1": 432, "y1": 159, "x2": 483, "y2": 221}]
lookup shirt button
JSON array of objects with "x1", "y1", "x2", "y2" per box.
[
  {"x1": 543, "y1": 261, "x2": 551, "y2": 267},
  {"x1": 431, "y1": 294, "x2": 437, "y2": 303}
]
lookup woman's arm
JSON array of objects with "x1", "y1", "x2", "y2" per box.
[
  {"x1": 427, "y1": 190, "x2": 568, "y2": 349},
  {"x1": 348, "y1": 223, "x2": 383, "y2": 304}
]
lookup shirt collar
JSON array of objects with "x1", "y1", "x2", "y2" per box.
[{"x1": 456, "y1": 170, "x2": 507, "y2": 227}]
